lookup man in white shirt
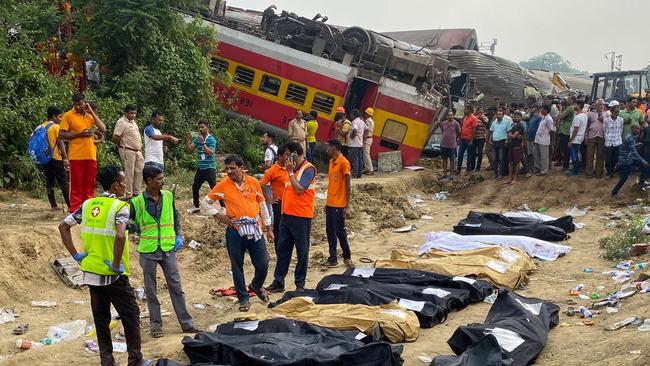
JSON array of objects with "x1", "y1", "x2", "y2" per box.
[
  {"x1": 534, "y1": 104, "x2": 556, "y2": 176},
  {"x1": 347, "y1": 109, "x2": 366, "y2": 178},
  {"x1": 566, "y1": 101, "x2": 588, "y2": 176},
  {"x1": 143, "y1": 111, "x2": 179, "y2": 170},
  {"x1": 261, "y1": 131, "x2": 278, "y2": 170}
]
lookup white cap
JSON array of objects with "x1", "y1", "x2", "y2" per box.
[{"x1": 608, "y1": 100, "x2": 619, "y2": 107}]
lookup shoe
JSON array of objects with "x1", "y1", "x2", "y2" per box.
[
  {"x1": 295, "y1": 286, "x2": 305, "y2": 292},
  {"x1": 252, "y1": 286, "x2": 270, "y2": 302},
  {"x1": 343, "y1": 258, "x2": 355, "y2": 268},
  {"x1": 182, "y1": 326, "x2": 200, "y2": 333},
  {"x1": 186, "y1": 206, "x2": 200, "y2": 214},
  {"x1": 265, "y1": 282, "x2": 285, "y2": 293},
  {"x1": 150, "y1": 329, "x2": 164, "y2": 338},
  {"x1": 321, "y1": 259, "x2": 338, "y2": 267},
  {"x1": 238, "y1": 300, "x2": 250, "y2": 312}
]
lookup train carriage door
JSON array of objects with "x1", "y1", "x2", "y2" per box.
[{"x1": 344, "y1": 77, "x2": 378, "y2": 113}]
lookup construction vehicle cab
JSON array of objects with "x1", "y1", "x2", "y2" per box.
[{"x1": 590, "y1": 70, "x2": 648, "y2": 102}]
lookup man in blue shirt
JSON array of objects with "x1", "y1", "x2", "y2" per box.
[
  {"x1": 488, "y1": 109, "x2": 512, "y2": 179},
  {"x1": 611, "y1": 124, "x2": 649, "y2": 197},
  {"x1": 524, "y1": 107, "x2": 541, "y2": 176},
  {"x1": 184, "y1": 120, "x2": 218, "y2": 213}
]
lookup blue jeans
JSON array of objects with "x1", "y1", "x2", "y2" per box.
[
  {"x1": 225, "y1": 227, "x2": 269, "y2": 302},
  {"x1": 307, "y1": 142, "x2": 316, "y2": 163},
  {"x1": 570, "y1": 143, "x2": 582, "y2": 175},
  {"x1": 273, "y1": 215, "x2": 311, "y2": 289},
  {"x1": 492, "y1": 140, "x2": 507, "y2": 176},
  {"x1": 456, "y1": 138, "x2": 471, "y2": 172},
  {"x1": 348, "y1": 147, "x2": 364, "y2": 178}
]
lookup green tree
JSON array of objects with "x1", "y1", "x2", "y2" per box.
[
  {"x1": 519, "y1": 52, "x2": 585, "y2": 74},
  {"x1": 0, "y1": 1, "x2": 76, "y2": 187}
]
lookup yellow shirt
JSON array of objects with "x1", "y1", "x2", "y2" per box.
[
  {"x1": 41, "y1": 121, "x2": 62, "y2": 161},
  {"x1": 306, "y1": 119, "x2": 318, "y2": 143},
  {"x1": 60, "y1": 108, "x2": 96, "y2": 161}
]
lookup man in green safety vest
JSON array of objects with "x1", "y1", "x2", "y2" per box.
[
  {"x1": 59, "y1": 165, "x2": 152, "y2": 366},
  {"x1": 130, "y1": 164, "x2": 197, "y2": 338}
]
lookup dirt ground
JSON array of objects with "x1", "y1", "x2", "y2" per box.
[{"x1": 1, "y1": 164, "x2": 649, "y2": 365}]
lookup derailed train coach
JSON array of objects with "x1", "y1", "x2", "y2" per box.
[{"x1": 180, "y1": 3, "x2": 456, "y2": 166}]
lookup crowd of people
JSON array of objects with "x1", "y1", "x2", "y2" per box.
[
  {"x1": 440, "y1": 94, "x2": 650, "y2": 197},
  {"x1": 36, "y1": 93, "x2": 360, "y2": 365}
]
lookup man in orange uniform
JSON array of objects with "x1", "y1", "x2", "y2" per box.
[
  {"x1": 259, "y1": 145, "x2": 290, "y2": 251},
  {"x1": 202, "y1": 155, "x2": 273, "y2": 312},
  {"x1": 322, "y1": 139, "x2": 353, "y2": 268},
  {"x1": 59, "y1": 92, "x2": 106, "y2": 211},
  {"x1": 266, "y1": 141, "x2": 317, "y2": 293}
]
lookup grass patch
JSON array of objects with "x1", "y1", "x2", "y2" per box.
[{"x1": 599, "y1": 216, "x2": 646, "y2": 260}]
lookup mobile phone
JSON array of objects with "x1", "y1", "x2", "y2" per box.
[{"x1": 290, "y1": 152, "x2": 297, "y2": 163}]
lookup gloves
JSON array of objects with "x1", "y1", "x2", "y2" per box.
[
  {"x1": 103, "y1": 260, "x2": 124, "y2": 274},
  {"x1": 72, "y1": 252, "x2": 88, "y2": 263},
  {"x1": 173, "y1": 235, "x2": 183, "y2": 252}
]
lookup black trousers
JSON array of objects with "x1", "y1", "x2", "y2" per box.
[
  {"x1": 273, "y1": 215, "x2": 311, "y2": 288},
  {"x1": 558, "y1": 134, "x2": 571, "y2": 170},
  {"x1": 326, "y1": 206, "x2": 351, "y2": 262},
  {"x1": 89, "y1": 276, "x2": 142, "y2": 366},
  {"x1": 43, "y1": 159, "x2": 70, "y2": 208},
  {"x1": 192, "y1": 168, "x2": 217, "y2": 207},
  {"x1": 272, "y1": 202, "x2": 282, "y2": 252}
]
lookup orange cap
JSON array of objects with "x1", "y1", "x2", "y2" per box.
[{"x1": 335, "y1": 106, "x2": 345, "y2": 113}]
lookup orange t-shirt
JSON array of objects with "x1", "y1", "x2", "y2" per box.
[
  {"x1": 326, "y1": 154, "x2": 350, "y2": 208},
  {"x1": 60, "y1": 108, "x2": 96, "y2": 160},
  {"x1": 207, "y1": 174, "x2": 264, "y2": 219},
  {"x1": 259, "y1": 162, "x2": 289, "y2": 200}
]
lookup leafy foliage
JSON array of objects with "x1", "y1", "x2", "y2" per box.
[
  {"x1": 598, "y1": 216, "x2": 645, "y2": 261},
  {"x1": 519, "y1": 52, "x2": 585, "y2": 74}
]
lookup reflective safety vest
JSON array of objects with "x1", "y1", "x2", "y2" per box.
[
  {"x1": 80, "y1": 196, "x2": 131, "y2": 276},
  {"x1": 132, "y1": 190, "x2": 176, "y2": 253},
  {"x1": 282, "y1": 160, "x2": 316, "y2": 218}
]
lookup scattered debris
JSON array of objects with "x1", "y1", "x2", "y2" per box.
[
  {"x1": 393, "y1": 225, "x2": 415, "y2": 233},
  {"x1": 0, "y1": 308, "x2": 16, "y2": 324},
  {"x1": 193, "y1": 303, "x2": 206, "y2": 310},
  {"x1": 12, "y1": 323, "x2": 28, "y2": 335},
  {"x1": 31, "y1": 301, "x2": 57, "y2": 308},
  {"x1": 605, "y1": 316, "x2": 639, "y2": 331},
  {"x1": 315, "y1": 192, "x2": 327, "y2": 200},
  {"x1": 417, "y1": 353, "x2": 432, "y2": 363},
  {"x1": 113, "y1": 342, "x2": 127, "y2": 353},
  {"x1": 48, "y1": 320, "x2": 87, "y2": 341},
  {"x1": 135, "y1": 287, "x2": 146, "y2": 301},
  {"x1": 188, "y1": 240, "x2": 203, "y2": 249},
  {"x1": 433, "y1": 191, "x2": 448, "y2": 201},
  {"x1": 50, "y1": 257, "x2": 84, "y2": 288},
  {"x1": 404, "y1": 166, "x2": 425, "y2": 171},
  {"x1": 564, "y1": 205, "x2": 590, "y2": 217},
  {"x1": 637, "y1": 319, "x2": 650, "y2": 332}
]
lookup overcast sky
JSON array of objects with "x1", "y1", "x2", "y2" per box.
[{"x1": 229, "y1": 0, "x2": 649, "y2": 73}]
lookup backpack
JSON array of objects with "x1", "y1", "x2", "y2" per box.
[{"x1": 27, "y1": 122, "x2": 55, "y2": 166}]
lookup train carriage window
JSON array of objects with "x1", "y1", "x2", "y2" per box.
[
  {"x1": 259, "y1": 74, "x2": 280, "y2": 96},
  {"x1": 380, "y1": 119, "x2": 407, "y2": 150},
  {"x1": 233, "y1": 66, "x2": 255, "y2": 87},
  {"x1": 210, "y1": 58, "x2": 229, "y2": 74},
  {"x1": 311, "y1": 92, "x2": 335, "y2": 114},
  {"x1": 285, "y1": 83, "x2": 308, "y2": 105}
]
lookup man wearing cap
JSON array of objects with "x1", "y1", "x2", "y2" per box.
[
  {"x1": 362, "y1": 108, "x2": 375, "y2": 175},
  {"x1": 334, "y1": 107, "x2": 351, "y2": 158}
]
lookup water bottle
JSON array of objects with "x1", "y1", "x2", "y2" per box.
[
  {"x1": 578, "y1": 306, "x2": 593, "y2": 318},
  {"x1": 15, "y1": 339, "x2": 43, "y2": 350},
  {"x1": 635, "y1": 281, "x2": 650, "y2": 292},
  {"x1": 40, "y1": 337, "x2": 60, "y2": 346},
  {"x1": 635, "y1": 263, "x2": 647, "y2": 270}
]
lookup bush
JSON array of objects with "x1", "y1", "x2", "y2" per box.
[{"x1": 598, "y1": 216, "x2": 646, "y2": 261}]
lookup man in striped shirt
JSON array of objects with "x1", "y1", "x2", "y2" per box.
[{"x1": 604, "y1": 102, "x2": 624, "y2": 178}]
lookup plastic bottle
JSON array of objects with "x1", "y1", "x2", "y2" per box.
[
  {"x1": 40, "y1": 337, "x2": 60, "y2": 346},
  {"x1": 578, "y1": 306, "x2": 593, "y2": 318},
  {"x1": 47, "y1": 319, "x2": 87, "y2": 341},
  {"x1": 15, "y1": 339, "x2": 43, "y2": 350},
  {"x1": 635, "y1": 263, "x2": 647, "y2": 270},
  {"x1": 635, "y1": 281, "x2": 650, "y2": 292}
]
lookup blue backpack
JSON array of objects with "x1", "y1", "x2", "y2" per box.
[{"x1": 27, "y1": 122, "x2": 55, "y2": 166}]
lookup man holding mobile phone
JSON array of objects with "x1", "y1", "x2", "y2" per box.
[{"x1": 59, "y1": 93, "x2": 106, "y2": 212}]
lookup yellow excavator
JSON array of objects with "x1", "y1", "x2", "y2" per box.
[{"x1": 589, "y1": 70, "x2": 648, "y2": 102}]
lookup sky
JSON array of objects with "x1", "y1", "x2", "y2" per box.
[{"x1": 228, "y1": 0, "x2": 650, "y2": 73}]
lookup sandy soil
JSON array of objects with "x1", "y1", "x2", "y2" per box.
[{"x1": 0, "y1": 165, "x2": 649, "y2": 365}]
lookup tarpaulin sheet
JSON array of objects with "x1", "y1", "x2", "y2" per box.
[
  {"x1": 433, "y1": 291, "x2": 559, "y2": 366},
  {"x1": 269, "y1": 286, "x2": 447, "y2": 328},
  {"x1": 341, "y1": 267, "x2": 495, "y2": 303},
  {"x1": 418, "y1": 231, "x2": 571, "y2": 261},
  {"x1": 163, "y1": 318, "x2": 403, "y2": 366},
  {"x1": 453, "y1": 211, "x2": 569, "y2": 241},
  {"x1": 242, "y1": 297, "x2": 420, "y2": 343},
  {"x1": 375, "y1": 247, "x2": 536, "y2": 290}
]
